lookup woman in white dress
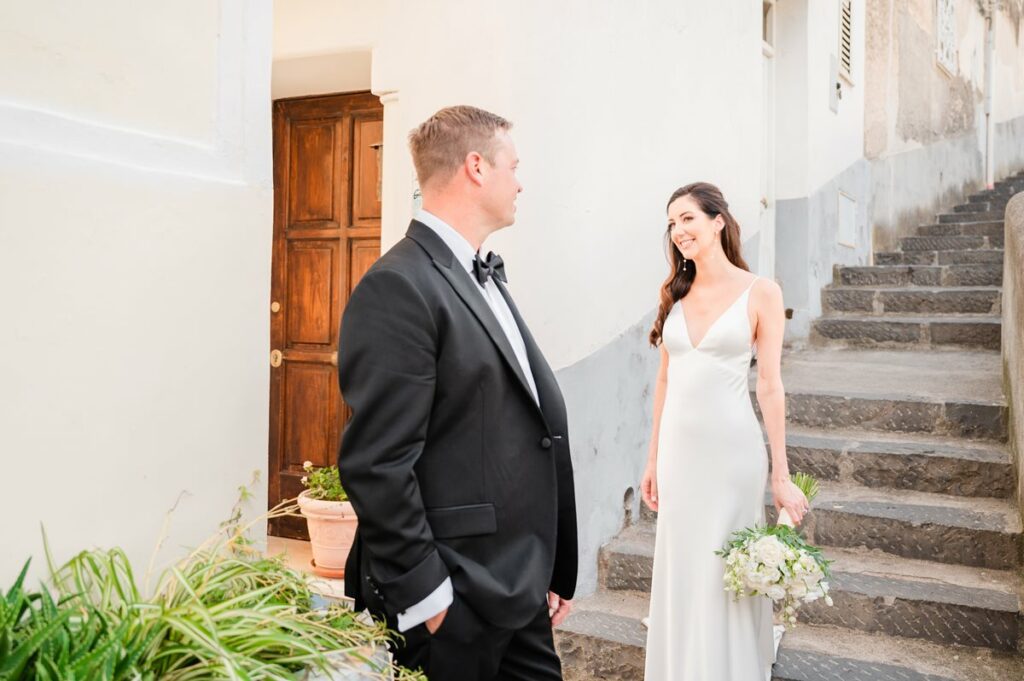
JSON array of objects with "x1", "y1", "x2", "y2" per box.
[{"x1": 640, "y1": 182, "x2": 809, "y2": 680}]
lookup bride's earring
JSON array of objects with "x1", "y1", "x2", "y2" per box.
[{"x1": 682, "y1": 255, "x2": 687, "y2": 270}]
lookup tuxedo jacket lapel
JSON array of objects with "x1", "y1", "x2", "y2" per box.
[
  {"x1": 407, "y1": 222, "x2": 544, "y2": 420},
  {"x1": 495, "y1": 280, "x2": 562, "y2": 426}
]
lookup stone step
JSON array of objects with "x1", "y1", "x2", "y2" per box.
[
  {"x1": 768, "y1": 483, "x2": 1023, "y2": 570},
  {"x1": 599, "y1": 530, "x2": 1023, "y2": 650},
  {"x1": 954, "y1": 202, "x2": 992, "y2": 213},
  {"x1": 811, "y1": 314, "x2": 1001, "y2": 350},
  {"x1": 937, "y1": 212, "x2": 1005, "y2": 224},
  {"x1": 604, "y1": 489, "x2": 1021, "y2": 593},
  {"x1": 821, "y1": 286, "x2": 1000, "y2": 315},
  {"x1": 793, "y1": 547, "x2": 1022, "y2": 650},
  {"x1": 784, "y1": 426, "x2": 1015, "y2": 498},
  {"x1": 775, "y1": 624, "x2": 1024, "y2": 681},
  {"x1": 918, "y1": 221, "x2": 1004, "y2": 238},
  {"x1": 556, "y1": 592, "x2": 1024, "y2": 680},
  {"x1": 836, "y1": 263, "x2": 1002, "y2": 286},
  {"x1": 774, "y1": 348, "x2": 1007, "y2": 441},
  {"x1": 875, "y1": 249, "x2": 1004, "y2": 266},
  {"x1": 900, "y1": 235, "x2": 999, "y2": 251}
]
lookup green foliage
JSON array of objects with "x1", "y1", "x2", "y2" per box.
[
  {"x1": 1, "y1": 490, "x2": 422, "y2": 681},
  {"x1": 301, "y1": 462, "x2": 348, "y2": 502},
  {"x1": 714, "y1": 524, "x2": 833, "y2": 580},
  {"x1": 790, "y1": 472, "x2": 820, "y2": 503}
]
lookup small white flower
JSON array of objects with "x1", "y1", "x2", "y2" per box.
[
  {"x1": 300, "y1": 476, "x2": 308, "y2": 485},
  {"x1": 824, "y1": 595, "x2": 834, "y2": 607}
]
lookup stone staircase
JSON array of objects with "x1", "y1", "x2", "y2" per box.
[{"x1": 554, "y1": 173, "x2": 1024, "y2": 680}]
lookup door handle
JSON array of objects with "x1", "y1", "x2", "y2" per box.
[{"x1": 270, "y1": 349, "x2": 283, "y2": 368}]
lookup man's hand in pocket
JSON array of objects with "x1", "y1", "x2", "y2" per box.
[{"x1": 425, "y1": 607, "x2": 448, "y2": 634}]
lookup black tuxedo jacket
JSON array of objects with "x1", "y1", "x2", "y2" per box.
[{"x1": 336, "y1": 220, "x2": 578, "y2": 630}]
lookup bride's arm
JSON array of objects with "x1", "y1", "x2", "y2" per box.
[
  {"x1": 641, "y1": 344, "x2": 670, "y2": 511},
  {"x1": 752, "y1": 279, "x2": 809, "y2": 525}
]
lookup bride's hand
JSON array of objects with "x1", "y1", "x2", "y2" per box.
[
  {"x1": 772, "y1": 477, "x2": 809, "y2": 525},
  {"x1": 641, "y1": 460, "x2": 659, "y2": 512}
]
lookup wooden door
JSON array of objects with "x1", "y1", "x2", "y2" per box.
[{"x1": 269, "y1": 92, "x2": 383, "y2": 538}]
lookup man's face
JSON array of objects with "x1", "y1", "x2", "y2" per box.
[{"x1": 481, "y1": 131, "x2": 523, "y2": 229}]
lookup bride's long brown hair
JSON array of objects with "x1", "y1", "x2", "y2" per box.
[{"x1": 649, "y1": 182, "x2": 750, "y2": 347}]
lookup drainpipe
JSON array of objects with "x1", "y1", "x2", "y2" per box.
[{"x1": 984, "y1": 0, "x2": 995, "y2": 189}]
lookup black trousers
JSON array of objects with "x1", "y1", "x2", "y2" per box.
[{"x1": 387, "y1": 595, "x2": 562, "y2": 681}]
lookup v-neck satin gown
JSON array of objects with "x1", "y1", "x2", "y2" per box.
[{"x1": 644, "y1": 277, "x2": 775, "y2": 681}]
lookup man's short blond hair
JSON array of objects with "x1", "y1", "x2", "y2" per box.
[{"x1": 408, "y1": 105, "x2": 512, "y2": 189}]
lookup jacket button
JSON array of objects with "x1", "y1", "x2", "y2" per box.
[{"x1": 540, "y1": 437, "x2": 553, "y2": 449}]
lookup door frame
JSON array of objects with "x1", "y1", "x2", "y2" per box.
[{"x1": 267, "y1": 90, "x2": 384, "y2": 538}]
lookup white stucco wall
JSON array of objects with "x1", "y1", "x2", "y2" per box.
[
  {"x1": 274, "y1": 0, "x2": 763, "y2": 370},
  {"x1": 776, "y1": 0, "x2": 867, "y2": 201},
  {"x1": 0, "y1": 1, "x2": 273, "y2": 587}
]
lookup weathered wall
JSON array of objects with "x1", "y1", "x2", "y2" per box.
[
  {"x1": 554, "y1": 314, "x2": 659, "y2": 594},
  {"x1": 1003, "y1": 191, "x2": 1024, "y2": 525},
  {"x1": 865, "y1": 0, "x2": 1024, "y2": 252}
]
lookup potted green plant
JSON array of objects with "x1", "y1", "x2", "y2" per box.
[
  {"x1": 0, "y1": 487, "x2": 423, "y2": 680},
  {"x1": 297, "y1": 461, "x2": 358, "y2": 579}
]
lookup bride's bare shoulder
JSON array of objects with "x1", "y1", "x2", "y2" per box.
[{"x1": 749, "y1": 276, "x2": 783, "y2": 308}]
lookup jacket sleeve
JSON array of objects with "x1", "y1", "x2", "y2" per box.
[{"x1": 336, "y1": 266, "x2": 448, "y2": 617}]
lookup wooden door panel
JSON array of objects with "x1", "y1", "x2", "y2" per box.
[
  {"x1": 286, "y1": 243, "x2": 336, "y2": 346},
  {"x1": 270, "y1": 91, "x2": 382, "y2": 539},
  {"x1": 288, "y1": 122, "x2": 338, "y2": 225},
  {"x1": 352, "y1": 118, "x2": 383, "y2": 225},
  {"x1": 283, "y1": 362, "x2": 338, "y2": 470},
  {"x1": 348, "y1": 239, "x2": 380, "y2": 297}
]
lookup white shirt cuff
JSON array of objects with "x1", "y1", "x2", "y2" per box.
[{"x1": 396, "y1": 576, "x2": 453, "y2": 632}]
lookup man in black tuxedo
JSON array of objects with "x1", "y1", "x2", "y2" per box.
[{"x1": 336, "y1": 105, "x2": 578, "y2": 680}]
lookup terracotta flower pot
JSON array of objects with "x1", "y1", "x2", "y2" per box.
[{"x1": 297, "y1": 490, "x2": 358, "y2": 579}]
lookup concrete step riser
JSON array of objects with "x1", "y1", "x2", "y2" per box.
[
  {"x1": 555, "y1": 629, "x2": 644, "y2": 681},
  {"x1": 937, "y1": 212, "x2": 1005, "y2": 223},
  {"x1": 900, "y1": 235, "x2": 1001, "y2": 251},
  {"x1": 811, "y1": 318, "x2": 1001, "y2": 351},
  {"x1": 780, "y1": 392, "x2": 1007, "y2": 442},
  {"x1": 797, "y1": 586, "x2": 1021, "y2": 651},
  {"x1": 971, "y1": 190, "x2": 1015, "y2": 200},
  {"x1": 792, "y1": 508, "x2": 1022, "y2": 570},
  {"x1": 954, "y1": 202, "x2": 991, "y2": 212},
  {"x1": 875, "y1": 250, "x2": 1004, "y2": 266},
  {"x1": 822, "y1": 289, "x2": 1000, "y2": 315},
  {"x1": 917, "y1": 222, "x2": 1004, "y2": 237},
  {"x1": 836, "y1": 265, "x2": 1003, "y2": 287},
  {"x1": 786, "y1": 442, "x2": 1015, "y2": 499}
]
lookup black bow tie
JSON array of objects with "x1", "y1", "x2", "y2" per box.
[{"x1": 473, "y1": 251, "x2": 507, "y2": 285}]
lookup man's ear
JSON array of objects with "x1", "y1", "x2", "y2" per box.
[{"x1": 464, "y1": 151, "x2": 485, "y2": 187}]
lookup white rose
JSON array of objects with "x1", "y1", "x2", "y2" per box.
[
  {"x1": 752, "y1": 536, "x2": 788, "y2": 569},
  {"x1": 766, "y1": 585, "x2": 786, "y2": 600}
]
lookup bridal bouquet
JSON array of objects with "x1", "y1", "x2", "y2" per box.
[{"x1": 715, "y1": 473, "x2": 833, "y2": 627}]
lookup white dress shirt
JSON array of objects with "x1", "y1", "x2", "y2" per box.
[{"x1": 394, "y1": 209, "x2": 540, "y2": 632}]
